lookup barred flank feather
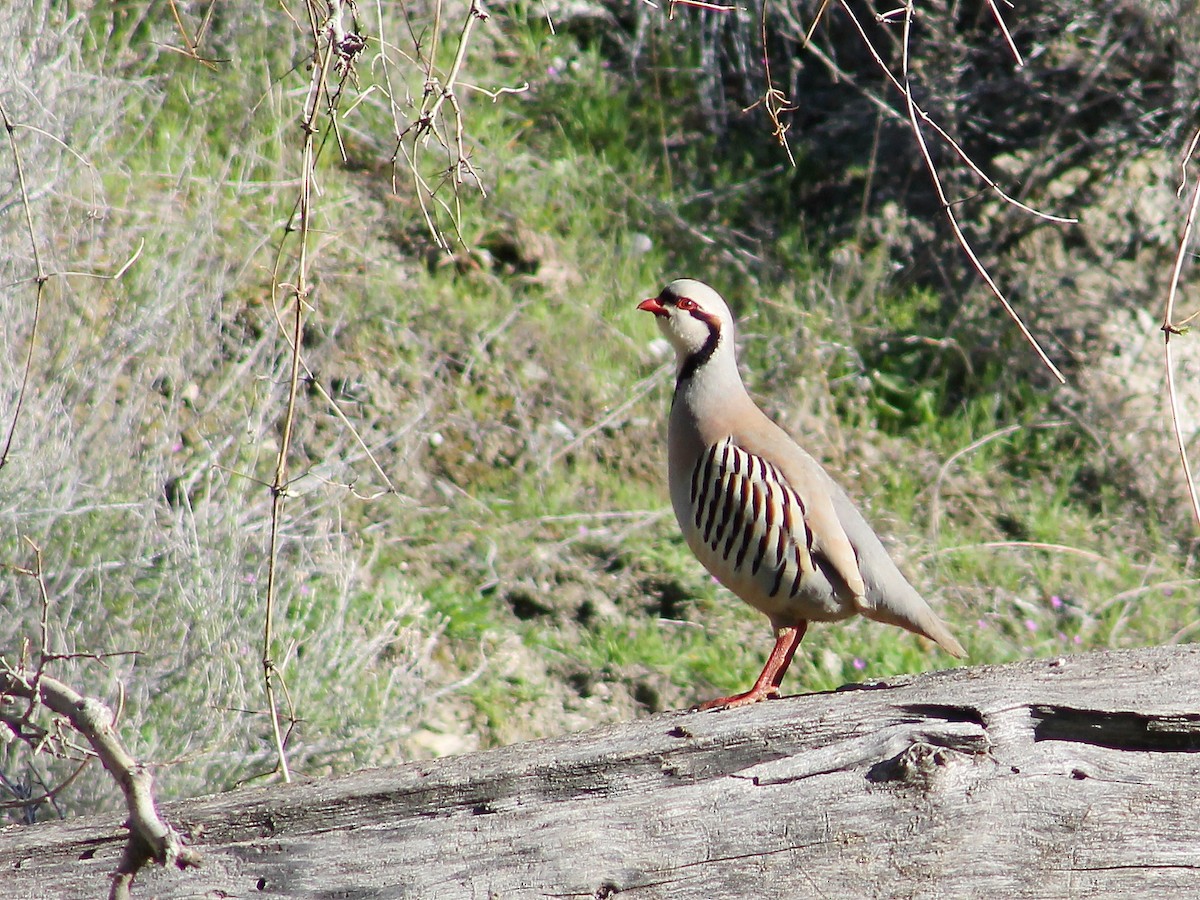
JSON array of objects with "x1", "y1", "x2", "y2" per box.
[{"x1": 690, "y1": 437, "x2": 814, "y2": 600}]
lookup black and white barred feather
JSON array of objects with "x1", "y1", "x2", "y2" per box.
[{"x1": 689, "y1": 436, "x2": 817, "y2": 601}]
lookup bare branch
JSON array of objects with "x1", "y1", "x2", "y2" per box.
[
  {"x1": 668, "y1": 0, "x2": 738, "y2": 16},
  {"x1": 919, "y1": 540, "x2": 1113, "y2": 565},
  {"x1": 986, "y1": 0, "x2": 1024, "y2": 68},
  {"x1": 926, "y1": 420, "x2": 1070, "y2": 543},
  {"x1": 799, "y1": 7, "x2": 1077, "y2": 268},
  {"x1": 1160, "y1": 129, "x2": 1200, "y2": 531},
  {"x1": 744, "y1": 2, "x2": 797, "y2": 164},
  {"x1": 836, "y1": 0, "x2": 1065, "y2": 383},
  {"x1": 387, "y1": 0, "x2": 491, "y2": 251},
  {"x1": 0, "y1": 99, "x2": 48, "y2": 471},
  {"x1": 0, "y1": 667, "x2": 202, "y2": 895},
  {"x1": 0, "y1": 103, "x2": 141, "y2": 471},
  {"x1": 261, "y1": 0, "x2": 347, "y2": 787}
]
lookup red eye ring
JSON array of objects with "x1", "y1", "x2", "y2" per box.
[{"x1": 676, "y1": 297, "x2": 697, "y2": 311}]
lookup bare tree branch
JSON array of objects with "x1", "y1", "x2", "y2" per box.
[
  {"x1": 1160, "y1": 128, "x2": 1200, "y2": 530},
  {"x1": 0, "y1": 98, "x2": 48, "y2": 471},
  {"x1": 0, "y1": 667, "x2": 202, "y2": 898},
  {"x1": 858, "y1": 0, "x2": 1066, "y2": 383}
]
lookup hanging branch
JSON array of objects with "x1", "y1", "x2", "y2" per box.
[
  {"x1": 849, "y1": 0, "x2": 1066, "y2": 383},
  {"x1": 1160, "y1": 129, "x2": 1200, "y2": 531},
  {"x1": 985, "y1": 0, "x2": 1024, "y2": 67},
  {"x1": 727, "y1": 1, "x2": 1075, "y2": 380},
  {"x1": 0, "y1": 101, "x2": 142, "y2": 471},
  {"x1": 744, "y1": 1, "x2": 798, "y2": 164},
  {"x1": 813, "y1": 3, "x2": 1074, "y2": 227},
  {"x1": 0, "y1": 99, "x2": 48, "y2": 471},
  {"x1": 260, "y1": 0, "x2": 365, "y2": 785}
]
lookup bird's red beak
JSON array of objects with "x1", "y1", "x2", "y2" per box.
[{"x1": 638, "y1": 296, "x2": 669, "y2": 318}]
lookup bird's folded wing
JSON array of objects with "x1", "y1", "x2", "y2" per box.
[{"x1": 732, "y1": 430, "x2": 868, "y2": 602}]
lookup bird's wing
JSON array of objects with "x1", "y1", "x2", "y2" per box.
[
  {"x1": 733, "y1": 423, "x2": 965, "y2": 657},
  {"x1": 728, "y1": 426, "x2": 868, "y2": 602}
]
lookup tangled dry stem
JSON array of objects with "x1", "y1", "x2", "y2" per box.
[
  {"x1": 390, "y1": 0, "x2": 493, "y2": 251},
  {"x1": 259, "y1": 0, "x2": 497, "y2": 782},
  {"x1": 0, "y1": 98, "x2": 47, "y2": 471},
  {"x1": 259, "y1": 0, "x2": 365, "y2": 786}
]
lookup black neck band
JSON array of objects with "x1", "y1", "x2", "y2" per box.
[{"x1": 675, "y1": 316, "x2": 721, "y2": 387}]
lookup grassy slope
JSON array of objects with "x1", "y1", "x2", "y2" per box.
[{"x1": 2, "y1": 3, "x2": 1195, "y2": 817}]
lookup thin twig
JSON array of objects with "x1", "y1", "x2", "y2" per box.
[
  {"x1": 260, "y1": 0, "x2": 348, "y2": 786},
  {"x1": 0, "y1": 99, "x2": 48, "y2": 471},
  {"x1": 421, "y1": 0, "x2": 486, "y2": 143},
  {"x1": 985, "y1": 0, "x2": 1024, "y2": 67},
  {"x1": 0, "y1": 106, "x2": 138, "y2": 471},
  {"x1": 918, "y1": 540, "x2": 1112, "y2": 565},
  {"x1": 1098, "y1": 577, "x2": 1199, "y2": 616},
  {"x1": 824, "y1": 4, "x2": 1075, "y2": 227},
  {"x1": 668, "y1": 0, "x2": 737, "y2": 15},
  {"x1": 1177, "y1": 128, "x2": 1200, "y2": 197},
  {"x1": 744, "y1": 2, "x2": 797, "y2": 164},
  {"x1": 1160, "y1": 129, "x2": 1200, "y2": 531},
  {"x1": 893, "y1": 0, "x2": 1065, "y2": 383},
  {"x1": 544, "y1": 362, "x2": 672, "y2": 470},
  {"x1": 257, "y1": 0, "x2": 371, "y2": 779},
  {"x1": 458, "y1": 80, "x2": 531, "y2": 100},
  {"x1": 52, "y1": 239, "x2": 145, "y2": 281},
  {"x1": 927, "y1": 420, "x2": 1069, "y2": 540},
  {"x1": 164, "y1": 0, "x2": 224, "y2": 67},
  {"x1": 802, "y1": 0, "x2": 834, "y2": 46},
  {"x1": 388, "y1": 0, "x2": 490, "y2": 250}
]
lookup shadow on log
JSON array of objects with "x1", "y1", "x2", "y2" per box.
[{"x1": 5, "y1": 645, "x2": 1200, "y2": 898}]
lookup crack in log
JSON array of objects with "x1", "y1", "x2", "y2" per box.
[
  {"x1": 738, "y1": 765, "x2": 845, "y2": 785},
  {"x1": 1031, "y1": 707, "x2": 1200, "y2": 752},
  {"x1": 898, "y1": 703, "x2": 986, "y2": 726},
  {"x1": 667, "y1": 839, "x2": 828, "y2": 870}
]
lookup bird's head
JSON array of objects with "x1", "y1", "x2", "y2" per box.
[{"x1": 637, "y1": 279, "x2": 735, "y2": 367}]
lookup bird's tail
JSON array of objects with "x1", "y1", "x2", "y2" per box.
[{"x1": 861, "y1": 585, "x2": 967, "y2": 658}]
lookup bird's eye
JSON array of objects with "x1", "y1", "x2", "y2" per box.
[{"x1": 677, "y1": 297, "x2": 698, "y2": 311}]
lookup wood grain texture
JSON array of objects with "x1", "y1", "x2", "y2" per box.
[{"x1": 5, "y1": 645, "x2": 1200, "y2": 898}]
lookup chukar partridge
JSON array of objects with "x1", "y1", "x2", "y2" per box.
[{"x1": 639, "y1": 278, "x2": 965, "y2": 710}]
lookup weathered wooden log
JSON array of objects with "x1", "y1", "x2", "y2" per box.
[{"x1": 5, "y1": 645, "x2": 1200, "y2": 898}]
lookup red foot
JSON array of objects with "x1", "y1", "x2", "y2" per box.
[
  {"x1": 694, "y1": 621, "x2": 808, "y2": 712},
  {"x1": 695, "y1": 686, "x2": 780, "y2": 711}
]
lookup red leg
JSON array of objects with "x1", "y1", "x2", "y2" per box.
[{"x1": 697, "y1": 621, "x2": 808, "y2": 711}]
